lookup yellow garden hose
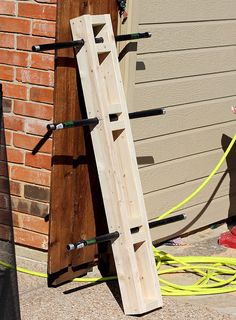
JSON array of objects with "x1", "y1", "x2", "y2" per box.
[
  {"x1": 1, "y1": 133, "x2": 236, "y2": 296},
  {"x1": 153, "y1": 132, "x2": 236, "y2": 221}
]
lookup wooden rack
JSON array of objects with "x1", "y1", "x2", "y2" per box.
[{"x1": 70, "y1": 14, "x2": 162, "y2": 315}]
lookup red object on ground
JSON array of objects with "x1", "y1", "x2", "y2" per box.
[
  {"x1": 219, "y1": 229, "x2": 236, "y2": 249},
  {"x1": 231, "y1": 226, "x2": 236, "y2": 236}
]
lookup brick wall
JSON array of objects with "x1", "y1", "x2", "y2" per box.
[{"x1": 0, "y1": 0, "x2": 57, "y2": 250}]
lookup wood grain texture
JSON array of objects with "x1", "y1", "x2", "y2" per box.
[
  {"x1": 70, "y1": 15, "x2": 162, "y2": 313},
  {"x1": 48, "y1": 0, "x2": 118, "y2": 286}
]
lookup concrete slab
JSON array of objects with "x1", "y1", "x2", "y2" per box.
[{"x1": 15, "y1": 223, "x2": 236, "y2": 319}]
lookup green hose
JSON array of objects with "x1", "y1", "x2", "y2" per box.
[{"x1": 1, "y1": 133, "x2": 236, "y2": 296}]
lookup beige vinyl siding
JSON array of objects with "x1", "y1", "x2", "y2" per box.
[{"x1": 122, "y1": 0, "x2": 236, "y2": 242}]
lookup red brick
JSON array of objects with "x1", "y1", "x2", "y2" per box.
[
  {"x1": 32, "y1": 20, "x2": 56, "y2": 38},
  {"x1": 30, "y1": 87, "x2": 54, "y2": 104},
  {"x1": 0, "y1": 224, "x2": 11, "y2": 241},
  {"x1": 0, "y1": 190, "x2": 10, "y2": 207},
  {"x1": 0, "y1": 1, "x2": 16, "y2": 15},
  {"x1": 2, "y1": 83, "x2": 28, "y2": 100},
  {"x1": 0, "y1": 33, "x2": 15, "y2": 48},
  {"x1": 18, "y1": 3, "x2": 56, "y2": 21},
  {"x1": 13, "y1": 211, "x2": 49, "y2": 235},
  {"x1": 13, "y1": 132, "x2": 52, "y2": 154},
  {"x1": 24, "y1": 184, "x2": 50, "y2": 202},
  {"x1": 10, "y1": 165, "x2": 51, "y2": 186},
  {"x1": 30, "y1": 53, "x2": 54, "y2": 70},
  {"x1": 26, "y1": 118, "x2": 48, "y2": 136},
  {"x1": 11, "y1": 196, "x2": 49, "y2": 217},
  {"x1": 0, "y1": 176, "x2": 9, "y2": 194},
  {"x1": 25, "y1": 152, "x2": 51, "y2": 170},
  {"x1": 10, "y1": 180, "x2": 22, "y2": 196},
  {"x1": 14, "y1": 226, "x2": 48, "y2": 250},
  {"x1": 0, "y1": 49, "x2": 28, "y2": 67},
  {"x1": 0, "y1": 161, "x2": 7, "y2": 177},
  {"x1": 17, "y1": 35, "x2": 55, "y2": 52},
  {"x1": 0, "y1": 146, "x2": 5, "y2": 161},
  {"x1": 0, "y1": 17, "x2": 31, "y2": 34},
  {"x1": 36, "y1": 0, "x2": 57, "y2": 3},
  {"x1": 3, "y1": 115, "x2": 25, "y2": 131},
  {"x1": 6, "y1": 148, "x2": 24, "y2": 164},
  {"x1": 0, "y1": 207, "x2": 12, "y2": 227},
  {"x1": 0, "y1": 65, "x2": 14, "y2": 81},
  {"x1": 4, "y1": 130, "x2": 12, "y2": 145},
  {"x1": 14, "y1": 100, "x2": 53, "y2": 120},
  {"x1": 2, "y1": 98, "x2": 12, "y2": 113},
  {"x1": 16, "y1": 68, "x2": 54, "y2": 87}
]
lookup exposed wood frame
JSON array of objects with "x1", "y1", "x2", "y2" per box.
[{"x1": 48, "y1": 0, "x2": 118, "y2": 286}]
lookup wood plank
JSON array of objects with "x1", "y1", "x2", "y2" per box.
[
  {"x1": 140, "y1": 148, "x2": 236, "y2": 194},
  {"x1": 131, "y1": 97, "x2": 236, "y2": 140},
  {"x1": 138, "y1": 21, "x2": 236, "y2": 53},
  {"x1": 136, "y1": 46, "x2": 236, "y2": 83},
  {"x1": 138, "y1": 0, "x2": 236, "y2": 24},
  {"x1": 70, "y1": 14, "x2": 162, "y2": 315},
  {"x1": 135, "y1": 122, "x2": 236, "y2": 166},
  {"x1": 150, "y1": 194, "x2": 236, "y2": 243},
  {"x1": 133, "y1": 72, "x2": 236, "y2": 111},
  {"x1": 145, "y1": 170, "x2": 236, "y2": 220},
  {"x1": 48, "y1": 0, "x2": 118, "y2": 285}
]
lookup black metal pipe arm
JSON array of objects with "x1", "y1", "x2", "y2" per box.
[
  {"x1": 115, "y1": 32, "x2": 151, "y2": 42},
  {"x1": 32, "y1": 32, "x2": 151, "y2": 52},
  {"x1": 67, "y1": 231, "x2": 120, "y2": 251},
  {"x1": 128, "y1": 107, "x2": 165, "y2": 120},
  {"x1": 32, "y1": 37, "x2": 103, "y2": 52},
  {"x1": 47, "y1": 108, "x2": 165, "y2": 131},
  {"x1": 47, "y1": 117, "x2": 99, "y2": 131},
  {"x1": 148, "y1": 214, "x2": 186, "y2": 229},
  {"x1": 67, "y1": 214, "x2": 186, "y2": 251}
]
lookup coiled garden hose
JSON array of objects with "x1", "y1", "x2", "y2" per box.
[{"x1": 1, "y1": 133, "x2": 236, "y2": 296}]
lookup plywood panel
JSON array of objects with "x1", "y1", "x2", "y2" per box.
[
  {"x1": 48, "y1": 0, "x2": 118, "y2": 286},
  {"x1": 138, "y1": 0, "x2": 236, "y2": 24},
  {"x1": 140, "y1": 149, "x2": 236, "y2": 194},
  {"x1": 138, "y1": 21, "x2": 236, "y2": 53},
  {"x1": 135, "y1": 122, "x2": 236, "y2": 165},
  {"x1": 133, "y1": 72, "x2": 236, "y2": 110},
  {"x1": 131, "y1": 97, "x2": 236, "y2": 140},
  {"x1": 136, "y1": 46, "x2": 236, "y2": 83}
]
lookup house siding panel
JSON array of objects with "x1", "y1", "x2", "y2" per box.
[{"x1": 122, "y1": 1, "x2": 236, "y2": 241}]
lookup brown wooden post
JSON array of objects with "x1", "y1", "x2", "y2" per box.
[{"x1": 48, "y1": 0, "x2": 118, "y2": 286}]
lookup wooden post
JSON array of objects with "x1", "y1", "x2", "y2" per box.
[
  {"x1": 48, "y1": 1, "x2": 118, "y2": 286},
  {"x1": 70, "y1": 14, "x2": 162, "y2": 315}
]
